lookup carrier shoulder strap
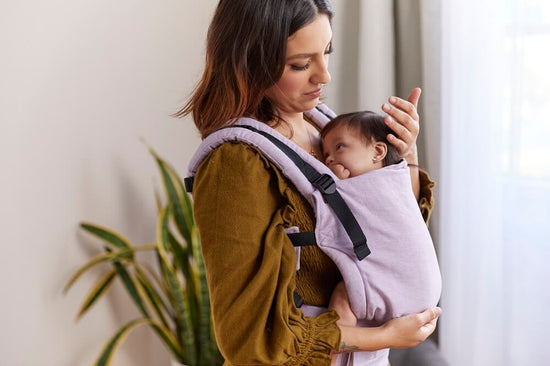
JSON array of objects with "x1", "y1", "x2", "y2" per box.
[
  {"x1": 233, "y1": 125, "x2": 370, "y2": 260},
  {"x1": 184, "y1": 105, "x2": 370, "y2": 260}
]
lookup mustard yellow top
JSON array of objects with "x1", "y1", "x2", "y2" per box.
[{"x1": 192, "y1": 142, "x2": 435, "y2": 365}]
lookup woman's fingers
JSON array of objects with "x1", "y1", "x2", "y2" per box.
[
  {"x1": 387, "y1": 97, "x2": 419, "y2": 122},
  {"x1": 418, "y1": 307, "x2": 442, "y2": 336},
  {"x1": 407, "y1": 87, "x2": 422, "y2": 108},
  {"x1": 418, "y1": 307, "x2": 443, "y2": 325},
  {"x1": 381, "y1": 88, "x2": 422, "y2": 157},
  {"x1": 386, "y1": 133, "x2": 408, "y2": 156},
  {"x1": 383, "y1": 102, "x2": 417, "y2": 129}
]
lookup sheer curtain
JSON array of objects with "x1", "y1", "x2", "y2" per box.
[{"x1": 440, "y1": 0, "x2": 550, "y2": 365}]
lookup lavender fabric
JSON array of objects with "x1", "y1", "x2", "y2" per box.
[{"x1": 187, "y1": 104, "x2": 441, "y2": 366}]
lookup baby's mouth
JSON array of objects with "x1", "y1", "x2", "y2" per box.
[{"x1": 329, "y1": 163, "x2": 350, "y2": 179}]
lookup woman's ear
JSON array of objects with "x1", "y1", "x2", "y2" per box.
[{"x1": 373, "y1": 141, "x2": 388, "y2": 162}]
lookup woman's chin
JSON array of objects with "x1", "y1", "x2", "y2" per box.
[{"x1": 299, "y1": 98, "x2": 321, "y2": 111}]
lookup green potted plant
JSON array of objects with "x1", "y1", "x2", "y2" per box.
[{"x1": 65, "y1": 148, "x2": 223, "y2": 366}]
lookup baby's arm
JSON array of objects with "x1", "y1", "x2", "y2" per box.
[{"x1": 329, "y1": 281, "x2": 357, "y2": 327}]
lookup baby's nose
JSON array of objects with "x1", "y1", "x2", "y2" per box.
[{"x1": 325, "y1": 155, "x2": 334, "y2": 165}]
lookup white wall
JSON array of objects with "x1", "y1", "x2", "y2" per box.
[{"x1": 0, "y1": 0, "x2": 216, "y2": 365}]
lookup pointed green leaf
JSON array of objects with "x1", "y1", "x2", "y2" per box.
[
  {"x1": 154, "y1": 187, "x2": 163, "y2": 213},
  {"x1": 157, "y1": 205, "x2": 197, "y2": 365},
  {"x1": 163, "y1": 159, "x2": 194, "y2": 226},
  {"x1": 190, "y1": 227, "x2": 212, "y2": 363},
  {"x1": 113, "y1": 262, "x2": 149, "y2": 318},
  {"x1": 150, "y1": 149, "x2": 192, "y2": 244},
  {"x1": 134, "y1": 264, "x2": 170, "y2": 329},
  {"x1": 80, "y1": 222, "x2": 131, "y2": 250},
  {"x1": 64, "y1": 251, "x2": 120, "y2": 293},
  {"x1": 147, "y1": 321, "x2": 184, "y2": 362},
  {"x1": 139, "y1": 261, "x2": 170, "y2": 302},
  {"x1": 76, "y1": 269, "x2": 117, "y2": 319},
  {"x1": 167, "y1": 230, "x2": 197, "y2": 326},
  {"x1": 95, "y1": 319, "x2": 183, "y2": 366},
  {"x1": 95, "y1": 319, "x2": 149, "y2": 366},
  {"x1": 131, "y1": 243, "x2": 157, "y2": 253},
  {"x1": 156, "y1": 206, "x2": 173, "y2": 268}
]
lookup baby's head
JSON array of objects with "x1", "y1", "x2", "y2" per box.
[{"x1": 320, "y1": 111, "x2": 401, "y2": 179}]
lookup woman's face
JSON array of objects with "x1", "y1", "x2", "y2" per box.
[{"x1": 264, "y1": 13, "x2": 333, "y2": 117}]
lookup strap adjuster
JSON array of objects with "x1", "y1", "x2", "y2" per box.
[
  {"x1": 312, "y1": 174, "x2": 336, "y2": 194},
  {"x1": 184, "y1": 177, "x2": 194, "y2": 193}
]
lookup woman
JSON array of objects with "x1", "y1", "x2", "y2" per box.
[{"x1": 179, "y1": 0, "x2": 441, "y2": 364}]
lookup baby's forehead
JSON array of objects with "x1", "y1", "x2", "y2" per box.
[{"x1": 324, "y1": 123, "x2": 362, "y2": 139}]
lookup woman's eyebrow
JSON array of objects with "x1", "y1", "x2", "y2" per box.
[{"x1": 286, "y1": 53, "x2": 315, "y2": 61}]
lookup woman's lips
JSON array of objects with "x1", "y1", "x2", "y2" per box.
[{"x1": 305, "y1": 88, "x2": 322, "y2": 98}]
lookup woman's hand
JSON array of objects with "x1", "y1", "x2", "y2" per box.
[
  {"x1": 337, "y1": 306, "x2": 442, "y2": 353},
  {"x1": 380, "y1": 307, "x2": 442, "y2": 349},
  {"x1": 381, "y1": 87, "x2": 422, "y2": 162}
]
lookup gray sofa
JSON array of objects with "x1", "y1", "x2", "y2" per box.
[{"x1": 389, "y1": 338, "x2": 449, "y2": 366}]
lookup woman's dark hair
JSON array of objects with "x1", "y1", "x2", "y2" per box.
[
  {"x1": 176, "y1": 0, "x2": 334, "y2": 138},
  {"x1": 320, "y1": 111, "x2": 402, "y2": 167}
]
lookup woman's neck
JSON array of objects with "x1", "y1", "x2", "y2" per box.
[{"x1": 273, "y1": 112, "x2": 322, "y2": 160}]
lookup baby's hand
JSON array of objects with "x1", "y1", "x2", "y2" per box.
[{"x1": 328, "y1": 164, "x2": 350, "y2": 179}]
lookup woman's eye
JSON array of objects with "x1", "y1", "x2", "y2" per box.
[
  {"x1": 325, "y1": 43, "x2": 334, "y2": 55},
  {"x1": 291, "y1": 63, "x2": 310, "y2": 71}
]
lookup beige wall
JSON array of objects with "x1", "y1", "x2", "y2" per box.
[{"x1": 0, "y1": 0, "x2": 216, "y2": 365}]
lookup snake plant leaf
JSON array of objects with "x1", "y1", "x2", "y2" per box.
[
  {"x1": 113, "y1": 261, "x2": 149, "y2": 318},
  {"x1": 167, "y1": 230, "x2": 197, "y2": 325},
  {"x1": 158, "y1": 205, "x2": 197, "y2": 365},
  {"x1": 95, "y1": 318, "x2": 183, "y2": 366},
  {"x1": 147, "y1": 321, "x2": 184, "y2": 362},
  {"x1": 64, "y1": 251, "x2": 123, "y2": 293},
  {"x1": 138, "y1": 261, "x2": 171, "y2": 302},
  {"x1": 149, "y1": 149, "x2": 193, "y2": 245},
  {"x1": 154, "y1": 186, "x2": 163, "y2": 213},
  {"x1": 190, "y1": 226, "x2": 213, "y2": 363},
  {"x1": 76, "y1": 269, "x2": 117, "y2": 319},
  {"x1": 210, "y1": 311, "x2": 224, "y2": 364},
  {"x1": 80, "y1": 222, "x2": 132, "y2": 250},
  {"x1": 163, "y1": 159, "x2": 194, "y2": 225},
  {"x1": 167, "y1": 230, "x2": 189, "y2": 272},
  {"x1": 134, "y1": 264, "x2": 170, "y2": 329}
]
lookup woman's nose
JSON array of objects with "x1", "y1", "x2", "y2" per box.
[{"x1": 312, "y1": 57, "x2": 331, "y2": 85}]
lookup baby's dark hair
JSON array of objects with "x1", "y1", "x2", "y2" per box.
[{"x1": 320, "y1": 111, "x2": 401, "y2": 167}]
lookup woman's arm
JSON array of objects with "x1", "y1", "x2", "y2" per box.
[
  {"x1": 382, "y1": 88, "x2": 422, "y2": 200},
  {"x1": 193, "y1": 143, "x2": 340, "y2": 365}
]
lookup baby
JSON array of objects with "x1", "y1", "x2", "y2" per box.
[
  {"x1": 321, "y1": 110, "x2": 401, "y2": 180},
  {"x1": 321, "y1": 110, "x2": 407, "y2": 329}
]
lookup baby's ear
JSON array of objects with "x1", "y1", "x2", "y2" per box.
[{"x1": 373, "y1": 142, "x2": 388, "y2": 161}]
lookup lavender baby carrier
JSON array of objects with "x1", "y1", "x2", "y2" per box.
[{"x1": 185, "y1": 104, "x2": 441, "y2": 366}]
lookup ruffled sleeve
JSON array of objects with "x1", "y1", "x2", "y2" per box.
[
  {"x1": 192, "y1": 142, "x2": 341, "y2": 365},
  {"x1": 418, "y1": 169, "x2": 436, "y2": 225}
]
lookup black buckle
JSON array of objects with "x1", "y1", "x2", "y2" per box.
[
  {"x1": 184, "y1": 177, "x2": 194, "y2": 193},
  {"x1": 293, "y1": 291, "x2": 304, "y2": 308},
  {"x1": 312, "y1": 174, "x2": 336, "y2": 194}
]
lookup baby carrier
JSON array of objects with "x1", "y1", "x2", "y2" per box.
[{"x1": 185, "y1": 104, "x2": 441, "y2": 366}]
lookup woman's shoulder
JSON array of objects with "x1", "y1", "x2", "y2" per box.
[{"x1": 195, "y1": 141, "x2": 285, "y2": 185}]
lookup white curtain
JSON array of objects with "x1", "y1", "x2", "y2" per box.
[
  {"x1": 440, "y1": 0, "x2": 550, "y2": 365},
  {"x1": 327, "y1": 0, "x2": 443, "y2": 242},
  {"x1": 326, "y1": 0, "x2": 395, "y2": 113}
]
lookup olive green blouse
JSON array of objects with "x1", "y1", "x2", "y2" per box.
[{"x1": 192, "y1": 142, "x2": 435, "y2": 365}]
